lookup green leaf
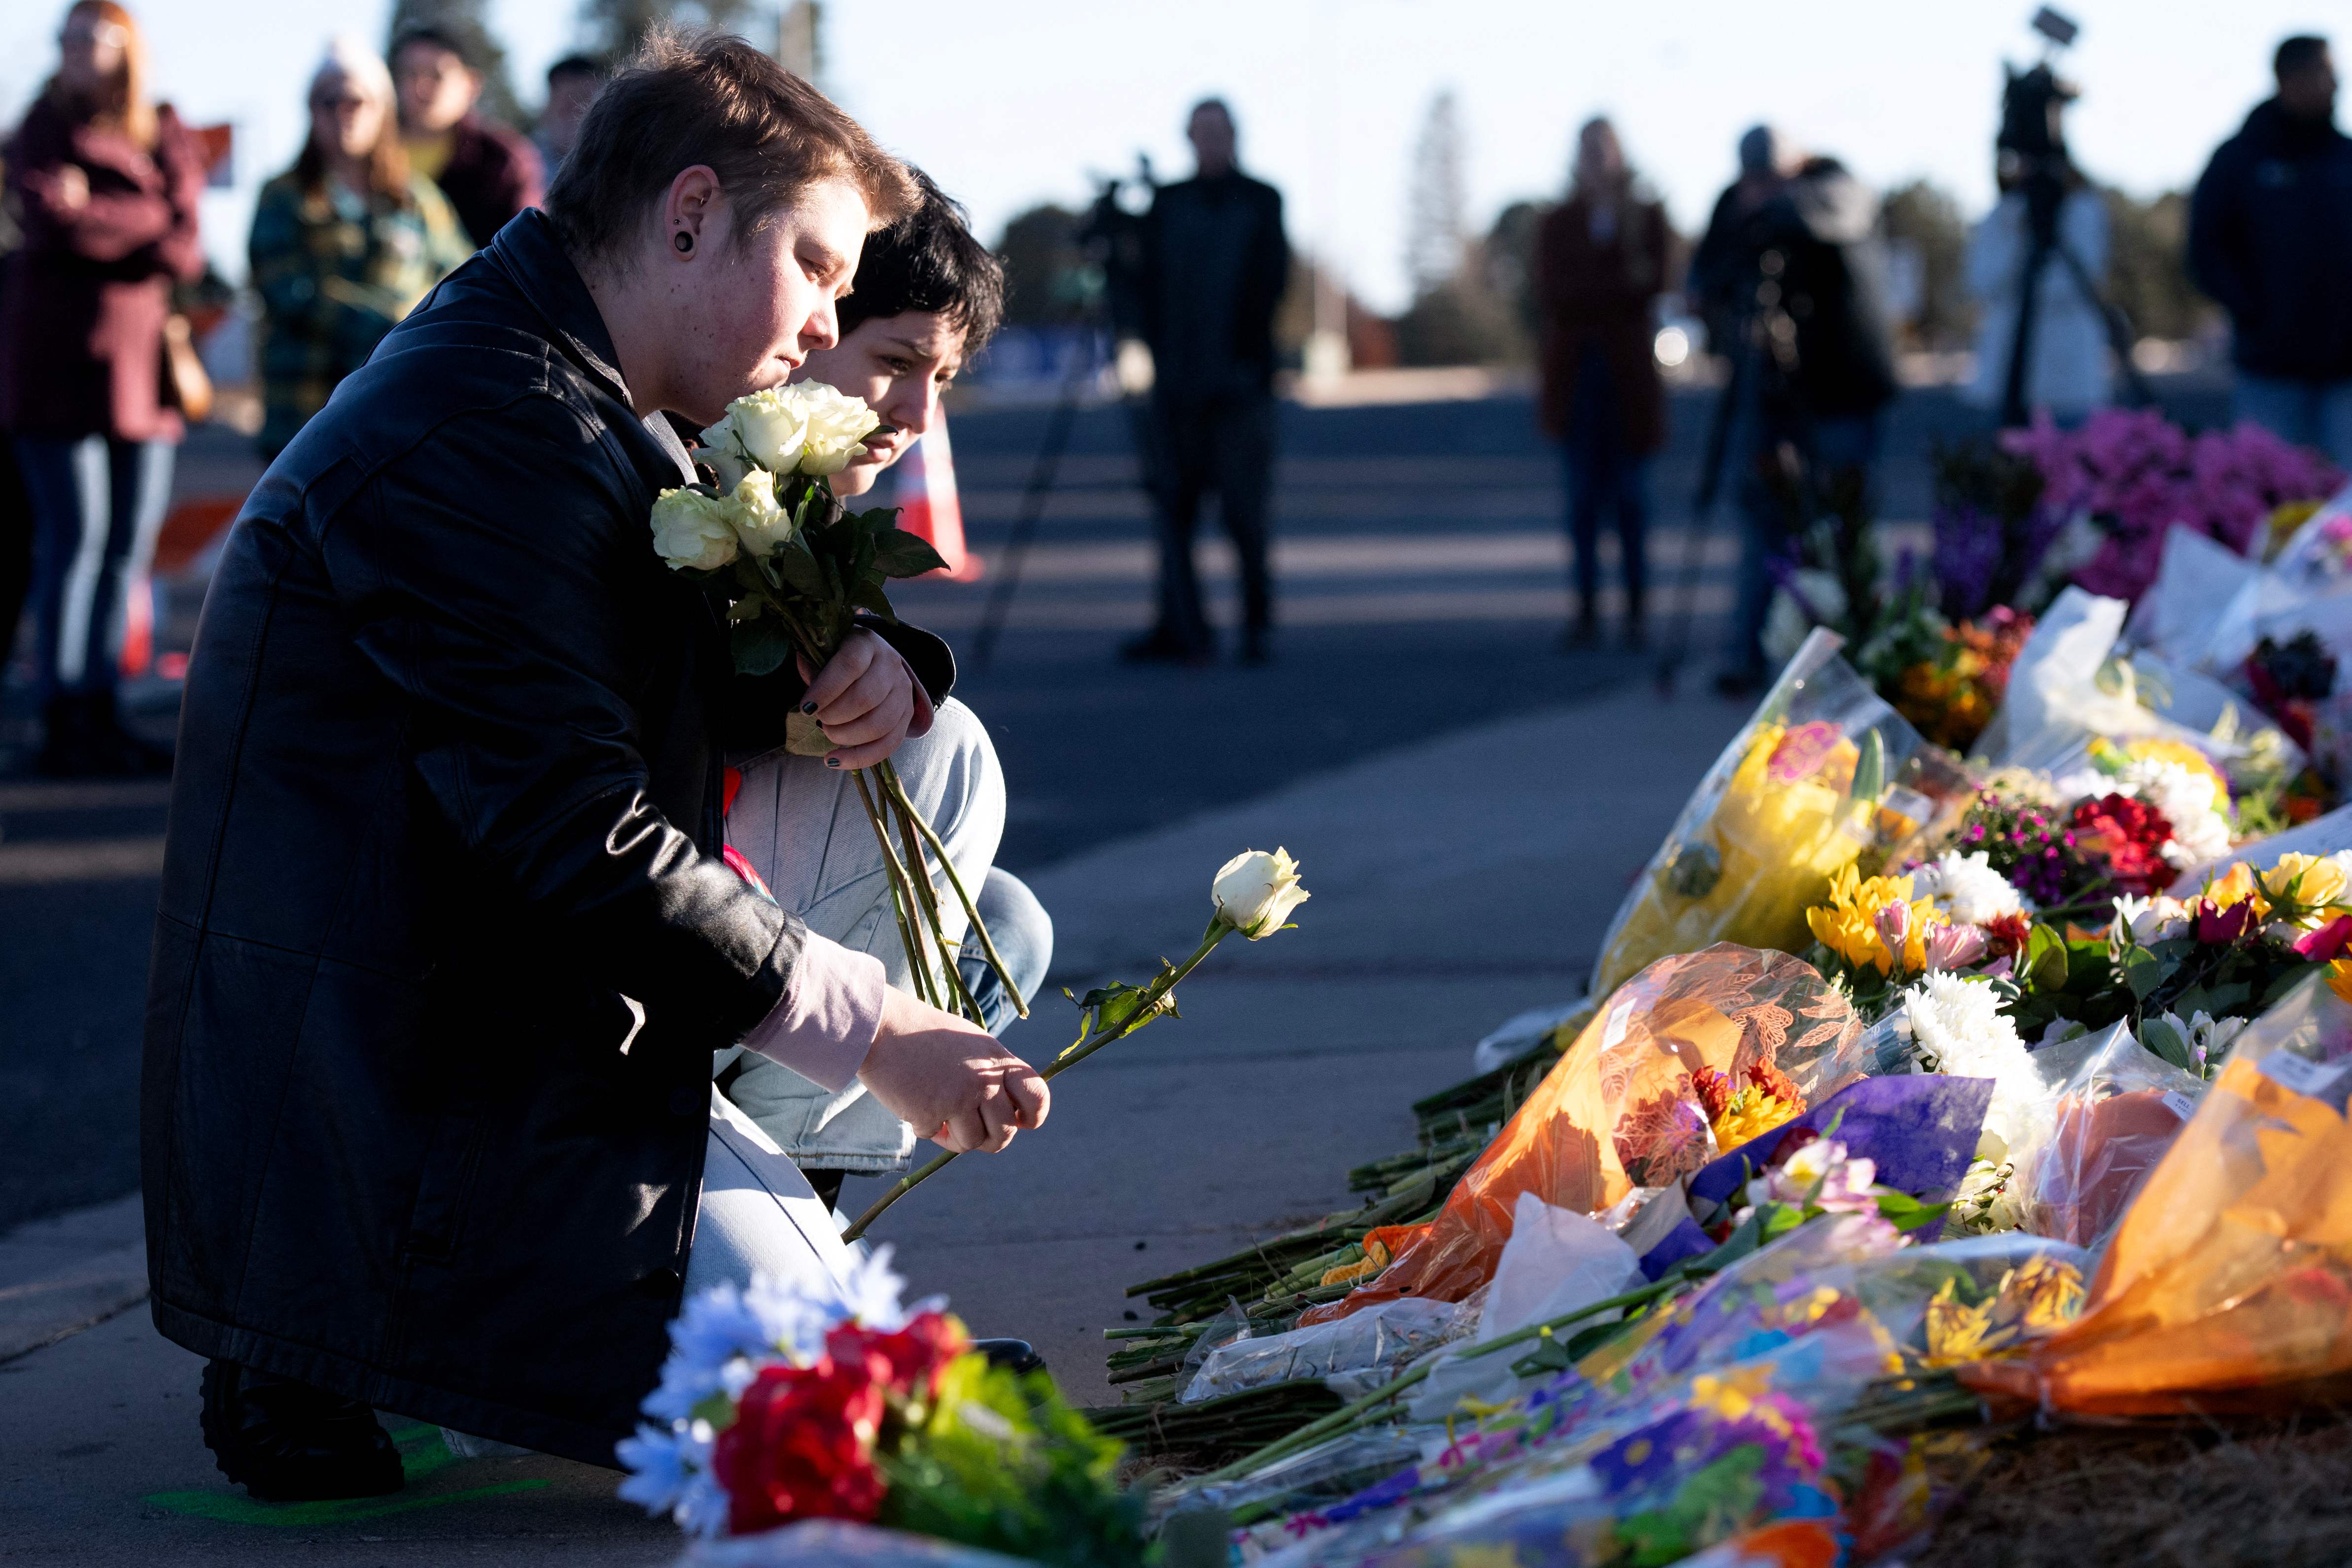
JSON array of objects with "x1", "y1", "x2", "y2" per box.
[
  {"x1": 1848, "y1": 728, "x2": 1885, "y2": 803},
  {"x1": 2140, "y1": 1014, "x2": 2195, "y2": 1071},
  {"x1": 2120, "y1": 944, "x2": 2163, "y2": 1001},
  {"x1": 1871, "y1": 1192, "x2": 1954, "y2": 1233},
  {"x1": 870, "y1": 526, "x2": 951, "y2": 579},
  {"x1": 1061, "y1": 964, "x2": 1182, "y2": 1056},
  {"x1": 729, "y1": 617, "x2": 796, "y2": 677},
  {"x1": 2025, "y1": 924, "x2": 2069, "y2": 992},
  {"x1": 769, "y1": 539, "x2": 827, "y2": 599}
]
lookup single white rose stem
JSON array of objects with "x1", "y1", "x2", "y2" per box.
[{"x1": 839, "y1": 921, "x2": 1233, "y2": 1243}]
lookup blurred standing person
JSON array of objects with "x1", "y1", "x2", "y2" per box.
[
  {"x1": 2191, "y1": 35, "x2": 2352, "y2": 466},
  {"x1": 248, "y1": 38, "x2": 470, "y2": 461},
  {"x1": 1127, "y1": 98, "x2": 1289, "y2": 667},
  {"x1": 1688, "y1": 126, "x2": 1787, "y2": 362},
  {"x1": 1697, "y1": 141, "x2": 1898, "y2": 695},
  {"x1": 0, "y1": 160, "x2": 32, "y2": 680},
  {"x1": 0, "y1": 0, "x2": 202, "y2": 774},
  {"x1": 1534, "y1": 117, "x2": 1671, "y2": 649},
  {"x1": 1963, "y1": 157, "x2": 2110, "y2": 424},
  {"x1": 391, "y1": 25, "x2": 542, "y2": 251},
  {"x1": 534, "y1": 54, "x2": 606, "y2": 181}
]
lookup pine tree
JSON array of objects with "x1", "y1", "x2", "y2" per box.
[
  {"x1": 1403, "y1": 90, "x2": 1468, "y2": 297},
  {"x1": 578, "y1": 0, "x2": 772, "y2": 64}
]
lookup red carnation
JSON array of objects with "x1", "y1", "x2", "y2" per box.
[
  {"x1": 1982, "y1": 911, "x2": 2032, "y2": 959},
  {"x1": 710, "y1": 1355, "x2": 888, "y2": 1535},
  {"x1": 825, "y1": 1310, "x2": 971, "y2": 1401},
  {"x1": 2068, "y1": 793, "x2": 2175, "y2": 897}
]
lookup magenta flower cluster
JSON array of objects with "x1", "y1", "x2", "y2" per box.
[{"x1": 2002, "y1": 409, "x2": 2343, "y2": 604}]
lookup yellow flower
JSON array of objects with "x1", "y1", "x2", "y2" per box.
[
  {"x1": 2328, "y1": 958, "x2": 2352, "y2": 1007},
  {"x1": 2262, "y1": 852, "x2": 2350, "y2": 914},
  {"x1": 1805, "y1": 865, "x2": 1942, "y2": 974},
  {"x1": 2204, "y1": 861, "x2": 2272, "y2": 919},
  {"x1": 1713, "y1": 1090, "x2": 1802, "y2": 1150},
  {"x1": 1917, "y1": 1257, "x2": 2085, "y2": 1368}
]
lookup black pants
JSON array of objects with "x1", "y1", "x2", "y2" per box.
[
  {"x1": 0, "y1": 436, "x2": 32, "y2": 674},
  {"x1": 1150, "y1": 391, "x2": 1275, "y2": 648}
]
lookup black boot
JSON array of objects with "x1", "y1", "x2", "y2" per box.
[
  {"x1": 200, "y1": 1360, "x2": 405, "y2": 1501},
  {"x1": 972, "y1": 1338, "x2": 1046, "y2": 1376}
]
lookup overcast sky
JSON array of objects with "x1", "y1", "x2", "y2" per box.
[{"x1": 1, "y1": 0, "x2": 2339, "y2": 310}]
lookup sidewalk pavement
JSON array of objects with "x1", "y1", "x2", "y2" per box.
[{"x1": 0, "y1": 681, "x2": 1746, "y2": 1563}]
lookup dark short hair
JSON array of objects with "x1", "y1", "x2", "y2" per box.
[
  {"x1": 1189, "y1": 96, "x2": 1234, "y2": 125},
  {"x1": 547, "y1": 53, "x2": 606, "y2": 86},
  {"x1": 391, "y1": 25, "x2": 474, "y2": 71},
  {"x1": 545, "y1": 28, "x2": 918, "y2": 266},
  {"x1": 2277, "y1": 34, "x2": 2331, "y2": 80},
  {"x1": 838, "y1": 168, "x2": 1004, "y2": 353}
]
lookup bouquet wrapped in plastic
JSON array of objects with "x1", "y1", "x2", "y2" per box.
[
  {"x1": 1591, "y1": 631, "x2": 1930, "y2": 999},
  {"x1": 1299, "y1": 946, "x2": 1861, "y2": 1326},
  {"x1": 2011, "y1": 1024, "x2": 2206, "y2": 1250},
  {"x1": 1963, "y1": 968, "x2": 2352, "y2": 1416}
]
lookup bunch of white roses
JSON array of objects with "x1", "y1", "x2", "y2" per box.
[{"x1": 649, "y1": 383, "x2": 883, "y2": 573}]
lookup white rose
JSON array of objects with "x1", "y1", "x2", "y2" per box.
[
  {"x1": 793, "y1": 382, "x2": 883, "y2": 476},
  {"x1": 726, "y1": 470, "x2": 794, "y2": 557},
  {"x1": 650, "y1": 487, "x2": 739, "y2": 572},
  {"x1": 705, "y1": 387, "x2": 810, "y2": 478},
  {"x1": 1212, "y1": 848, "x2": 1311, "y2": 939}
]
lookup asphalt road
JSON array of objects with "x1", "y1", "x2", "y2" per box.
[{"x1": 0, "y1": 375, "x2": 2230, "y2": 1232}]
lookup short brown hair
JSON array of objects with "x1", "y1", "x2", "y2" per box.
[{"x1": 545, "y1": 28, "x2": 916, "y2": 265}]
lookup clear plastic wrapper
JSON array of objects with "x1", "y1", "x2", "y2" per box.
[
  {"x1": 1471, "y1": 1000, "x2": 1591, "y2": 1075},
  {"x1": 1590, "y1": 631, "x2": 1928, "y2": 999},
  {"x1": 677, "y1": 1521, "x2": 1034, "y2": 1567},
  {"x1": 1179, "y1": 1298, "x2": 1465, "y2": 1404},
  {"x1": 2013, "y1": 1024, "x2": 2205, "y2": 1250},
  {"x1": 1299, "y1": 946, "x2": 1858, "y2": 1326},
  {"x1": 2166, "y1": 800, "x2": 2352, "y2": 895},
  {"x1": 1964, "y1": 969, "x2": 2352, "y2": 1416}
]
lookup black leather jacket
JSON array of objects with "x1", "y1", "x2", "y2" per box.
[{"x1": 140, "y1": 210, "x2": 950, "y2": 1463}]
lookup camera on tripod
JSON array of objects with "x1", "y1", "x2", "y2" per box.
[{"x1": 1990, "y1": 5, "x2": 2154, "y2": 425}]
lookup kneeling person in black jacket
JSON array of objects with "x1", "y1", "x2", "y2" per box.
[{"x1": 146, "y1": 34, "x2": 1050, "y2": 1500}]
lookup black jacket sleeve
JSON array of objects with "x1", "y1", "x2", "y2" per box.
[{"x1": 325, "y1": 393, "x2": 802, "y2": 1043}]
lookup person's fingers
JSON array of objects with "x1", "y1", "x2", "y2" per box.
[
  {"x1": 824, "y1": 730, "x2": 908, "y2": 772},
  {"x1": 942, "y1": 1103, "x2": 989, "y2": 1154},
  {"x1": 1003, "y1": 1066, "x2": 1050, "y2": 1130},
  {"x1": 800, "y1": 632, "x2": 878, "y2": 713},
  {"x1": 815, "y1": 673, "x2": 903, "y2": 741},
  {"x1": 976, "y1": 1079, "x2": 1020, "y2": 1153}
]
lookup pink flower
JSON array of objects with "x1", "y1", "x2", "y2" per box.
[
  {"x1": 1923, "y1": 923, "x2": 1990, "y2": 972},
  {"x1": 2197, "y1": 899, "x2": 2257, "y2": 946},
  {"x1": 2294, "y1": 914, "x2": 2352, "y2": 962}
]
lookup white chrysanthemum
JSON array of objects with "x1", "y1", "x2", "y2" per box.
[
  {"x1": 1914, "y1": 849, "x2": 2028, "y2": 925},
  {"x1": 2099, "y1": 759, "x2": 2231, "y2": 868},
  {"x1": 1900, "y1": 972, "x2": 2044, "y2": 1149}
]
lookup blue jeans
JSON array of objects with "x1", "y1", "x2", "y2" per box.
[
  {"x1": 2235, "y1": 374, "x2": 2352, "y2": 470},
  {"x1": 1726, "y1": 412, "x2": 1882, "y2": 679},
  {"x1": 714, "y1": 700, "x2": 1055, "y2": 1173},
  {"x1": 12, "y1": 435, "x2": 174, "y2": 699},
  {"x1": 958, "y1": 867, "x2": 1053, "y2": 1033}
]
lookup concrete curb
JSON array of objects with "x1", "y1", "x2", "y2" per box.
[{"x1": 0, "y1": 1192, "x2": 147, "y2": 1362}]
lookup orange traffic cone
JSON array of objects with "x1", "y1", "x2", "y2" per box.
[{"x1": 894, "y1": 409, "x2": 981, "y2": 581}]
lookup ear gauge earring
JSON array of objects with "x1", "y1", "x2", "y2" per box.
[{"x1": 673, "y1": 230, "x2": 694, "y2": 254}]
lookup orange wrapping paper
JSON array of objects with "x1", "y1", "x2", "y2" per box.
[
  {"x1": 1302, "y1": 945, "x2": 1858, "y2": 1325},
  {"x1": 1963, "y1": 1050, "x2": 2352, "y2": 1416}
]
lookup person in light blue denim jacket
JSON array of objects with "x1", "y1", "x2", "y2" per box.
[{"x1": 712, "y1": 170, "x2": 1051, "y2": 1213}]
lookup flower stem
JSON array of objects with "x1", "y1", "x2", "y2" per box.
[
  {"x1": 889, "y1": 781, "x2": 986, "y2": 1025},
  {"x1": 839, "y1": 924, "x2": 1232, "y2": 1243},
  {"x1": 852, "y1": 769, "x2": 940, "y2": 1009},
  {"x1": 879, "y1": 760, "x2": 1028, "y2": 1020},
  {"x1": 1194, "y1": 1276, "x2": 1684, "y2": 1483}
]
